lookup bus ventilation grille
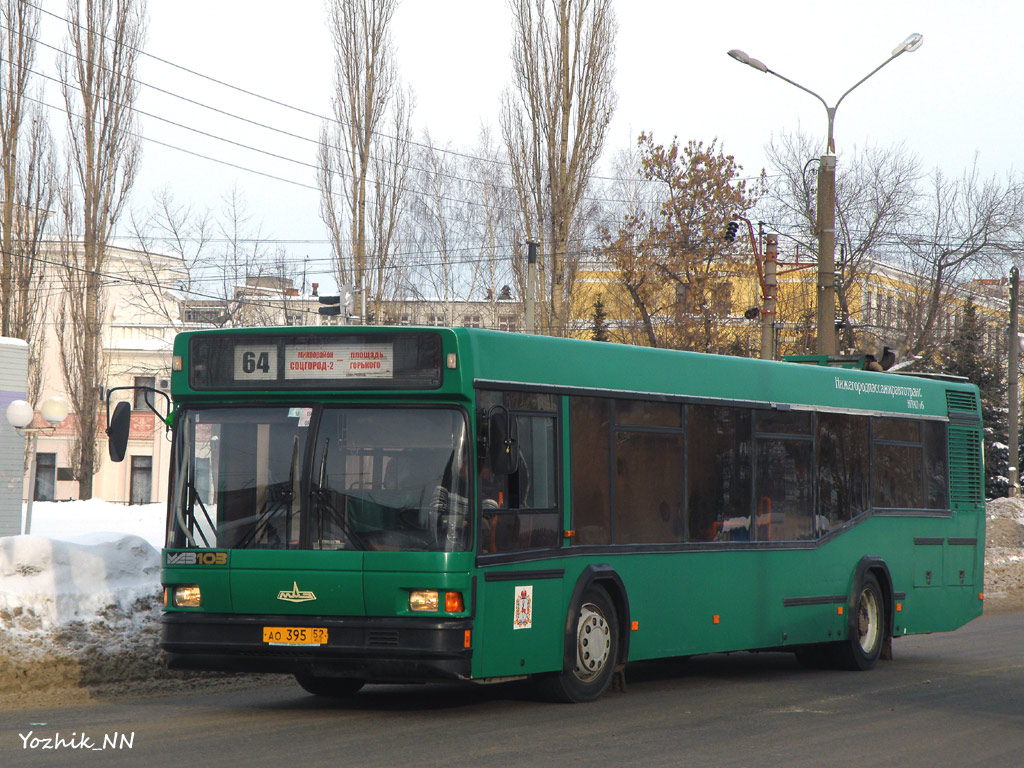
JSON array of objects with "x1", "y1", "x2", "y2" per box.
[
  {"x1": 948, "y1": 424, "x2": 983, "y2": 506},
  {"x1": 367, "y1": 630, "x2": 400, "y2": 647},
  {"x1": 945, "y1": 389, "x2": 979, "y2": 414}
]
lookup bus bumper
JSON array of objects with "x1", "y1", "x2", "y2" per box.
[{"x1": 160, "y1": 612, "x2": 473, "y2": 682}]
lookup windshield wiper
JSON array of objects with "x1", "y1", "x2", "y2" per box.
[
  {"x1": 187, "y1": 477, "x2": 214, "y2": 548},
  {"x1": 236, "y1": 436, "x2": 300, "y2": 550},
  {"x1": 311, "y1": 438, "x2": 367, "y2": 550}
]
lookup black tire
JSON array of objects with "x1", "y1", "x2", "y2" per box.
[
  {"x1": 294, "y1": 673, "x2": 365, "y2": 698},
  {"x1": 836, "y1": 572, "x2": 886, "y2": 671},
  {"x1": 534, "y1": 586, "x2": 618, "y2": 703}
]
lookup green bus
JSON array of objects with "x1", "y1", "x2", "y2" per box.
[{"x1": 108, "y1": 326, "x2": 985, "y2": 702}]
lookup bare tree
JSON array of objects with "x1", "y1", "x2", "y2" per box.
[
  {"x1": 318, "y1": 0, "x2": 411, "y2": 316},
  {"x1": 128, "y1": 188, "x2": 211, "y2": 328},
  {"x1": 365, "y1": 86, "x2": 412, "y2": 319},
  {"x1": 129, "y1": 187, "x2": 305, "y2": 330},
  {"x1": 466, "y1": 126, "x2": 518, "y2": 314},
  {"x1": 57, "y1": 0, "x2": 146, "y2": 499},
  {"x1": 762, "y1": 130, "x2": 921, "y2": 352},
  {"x1": 897, "y1": 160, "x2": 1024, "y2": 358},
  {"x1": 501, "y1": 0, "x2": 617, "y2": 336},
  {"x1": 407, "y1": 132, "x2": 469, "y2": 321},
  {"x1": 0, "y1": 0, "x2": 56, "y2": 405}
]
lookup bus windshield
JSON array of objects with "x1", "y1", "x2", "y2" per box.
[{"x1": 169, "y1": 406, "x2": 471, "y2": 552}]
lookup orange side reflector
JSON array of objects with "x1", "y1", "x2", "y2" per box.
[
  {"x1": 979, "y1": 592, "x2": 985, "y2": 601},
  {"x1": 463, "y1": 630, "x2": 471, "y2": 648},
  {"x1": 631, "y1": 621, "x2": 639, "y2": 631},
  {"x1": 713, "y1": 615, "x2": 720, "y2": 625},
  {"x1": 445, "y1": 592, "x2": 465, "y2": 613},
  {"x1": 896, "y1": 603, "x2": 902, "y2": 612},
  {"x1": 837, "y1": 606, "x2": 844, "y2": 616}
]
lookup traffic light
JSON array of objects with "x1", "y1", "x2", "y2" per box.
[
  {"x1": 318, "y1": 295, "x2": 341, "y2": 316},
  {"x1": 725, "y1": 221, "x2": 739, "y2": 243},
  {"x1": 744, "y1": 306, "x2": 760, "y2": 320}
]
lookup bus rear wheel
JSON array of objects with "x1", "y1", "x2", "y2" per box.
[
  {"x1": 294, "y1": 673, "x2": 365, "y2": 698},
  {"x1": 837, "y1": 572, "x2": 886, "y2": 671},
  {"x1": 535, "y1": 586, "x2": 618, "y2": 703}
]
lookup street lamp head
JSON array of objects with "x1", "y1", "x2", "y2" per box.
[
  {"x1": 40, "y1": 397, "x2": 69, "y2": 426},
  {"x1": 6, "y1": 399, "x2": 34, "y2": 429},
  {"x1": 727, "y1": 49, "x2": 769, "y2": 73},
  {"x1": 892, "y1": 33, "x2": 923, "y2": 57}
]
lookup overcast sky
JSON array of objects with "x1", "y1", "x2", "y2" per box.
[{"x1": 32, "y1": 0, "x2": 1024, "y2": 294}]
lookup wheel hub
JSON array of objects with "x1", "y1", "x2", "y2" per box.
[
  {"x1": 857, "y1": 587, "x2": 880, "y2": 653},
  {"x1": 574, "y1": 603, "x2": 611, "y2": 681}
]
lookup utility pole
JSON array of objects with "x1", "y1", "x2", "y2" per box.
[
  {"x1": 1009, "y1": 266, "x2": 1020, "y2": 497},
  {"x1": 762, "y1": 234, "x2": 778, "y2": 360},
  {"x1": 526, "y1": 241, "x2": 538, "y2": 334},
  {"x1": 816, "y1": 154, "x2": 837, "y2": 356}
]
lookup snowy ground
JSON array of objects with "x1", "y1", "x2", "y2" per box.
[{"x1": 2, "y1": 498, "x2": 1023, "y2": 709}]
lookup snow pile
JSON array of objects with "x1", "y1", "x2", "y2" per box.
[
  {"x1": 0, "y1": 534, "x2": 160, "y2": 632},
  {"x1": 987, "y1": 495, "x2": 1024, "y2": 524},
  {"x1": 0, "y1": 502, "x2": 166, "y2": 697},
  {"x1": 985, "y1": 497, "x2": 1024, "y2": 599}
]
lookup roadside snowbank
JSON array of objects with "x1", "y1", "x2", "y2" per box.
[{"x1": 0, "y1": 502, "x2": 165, "y2": 698}]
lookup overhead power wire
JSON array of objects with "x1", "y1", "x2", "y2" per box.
[{"x1": 21, "y1": 5, "x2": 781, "y2": 205}]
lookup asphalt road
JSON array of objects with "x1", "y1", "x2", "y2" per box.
[{"x1": 3, "y1": 610, "x2": 1023, "y2": 768}]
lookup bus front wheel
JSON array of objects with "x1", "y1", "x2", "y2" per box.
[
  {"x1": 294, "y1": 673, "x2": 365, "y2": 698},
  {"x1": 535, "y1": 586, "x2": 619, "y2": 703}
]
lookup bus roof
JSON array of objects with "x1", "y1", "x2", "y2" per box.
[{"x1": 171, "y1": 326, "x2": 978, "y2": 420}]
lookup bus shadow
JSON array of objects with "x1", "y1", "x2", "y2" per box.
[
  {"x1": 263, "y1": 652, "x2": 814, "y2": 712},
  {"x1": 264, "y1": 678, "x2": 540, "y2": 713}
]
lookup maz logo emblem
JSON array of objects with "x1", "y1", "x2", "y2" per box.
[{"x1": 277, "y1": 582, "x2": 316, "y2": 602}]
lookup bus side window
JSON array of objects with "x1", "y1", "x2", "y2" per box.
[{"x1": 478, "y1": 395, "x2": 560, "y2": 554}]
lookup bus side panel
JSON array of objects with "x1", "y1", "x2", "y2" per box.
[
  {"x1": 471, "y1": 574, "x2": 568, "y2": 679},
  {"x1": 471, "y1": 505, "x2": 985, "y2": 677},
  {"x1": 615, "y1": 551, "x2": 847, "y2": 661}
]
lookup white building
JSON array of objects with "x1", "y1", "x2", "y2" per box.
[{"x1": 0, "y1": 338, "x2": 28, "y2": 535}]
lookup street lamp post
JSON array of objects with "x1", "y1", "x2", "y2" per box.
[
  {"x1": 728, "y1": 34, "x2": 923, "y2": 355},
  {"x1": 5, "y1": 396, "x2": 69, "y2": 535}
]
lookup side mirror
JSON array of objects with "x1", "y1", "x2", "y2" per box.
[
  {"x1": 486, "y1": 407, "x2": 520, "y2": 476},
  {"x1": 107, "y1": 401, "x2": 131, "y2": 462}
]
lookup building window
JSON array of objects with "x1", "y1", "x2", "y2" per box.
[
  {"x1": 499, "y1": 315, "x2": 518, "y2": 332},
  {"x1": 133, "y1": 376, "x2": 156, "y2": 410},
  {"x1": 462, "y1": 315, "x2": 481, "y2": 328},
  {"x1": 34, "y1": 452, "x2": 56, "y2": 501},
  {"x1": 426, "y1": 315, "x2": 445, "y2": 327},
  {"x1": 130, "y1": 455, "x2": 153, "y2": 505}
]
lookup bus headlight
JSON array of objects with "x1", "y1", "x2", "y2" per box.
[
  {"x1": 409, "y1": 590, "x2": 439, "y2": 612},
  {"x1": 172, "y1": 585, "x2": 201, "y2": 608}
]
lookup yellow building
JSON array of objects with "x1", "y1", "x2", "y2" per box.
[{"x1": 571, "y1": 253, "x2": 1010, "y2": 365}]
